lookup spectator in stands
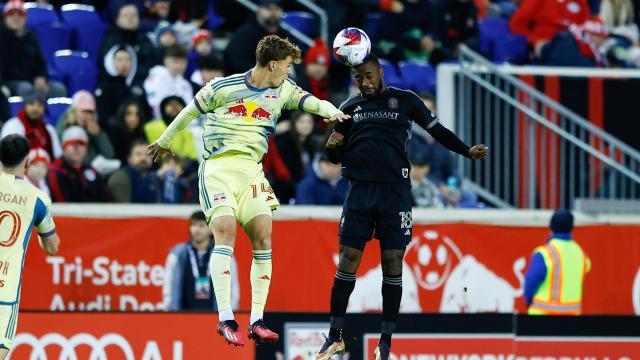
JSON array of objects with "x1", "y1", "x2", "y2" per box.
[
  {"x1": 223, "y1": 0, "x2": 289, "y2": 75},
  {"x1": 108, "y1": 100, "x2": 149, "y2": 163},
  {"x1": 153, "y1": 21, "x2": 177, "y2": 63},
  {"x1": 186, "y1": 30, "x2": 219, "y2": 79},
  {"x1": 409, "y1": 92, "x2": 457, "y2": 186},
  {"x1": 432, "y1": 0, "x2": 481, "y2": 57},
  {"x1": 409, "y1": 149, "x2": 444, "y2": 208},
  {"x1": 600, "y1": 0, "x2": 640, "y2": 65},
  {"x1": 373, "y1": 0, "x2": 438, "y2": 63},
  {"x1": 0, "y1": 90, "x2": 62, "y2": 159},
  {"x1": 295, "y1": 39, "x2": 340, "y2": 107},
  {"x1": 163, "y1": 211, "x2": 240, "y2": 311},
  {"x1": 262, "y1": 136, "x2": 294, "y2": 203},
  {"x1": 145, "y1": 95, "x2": 197, "y2": 161},
  {"x1": 48, "y1": 126, "x2": 106, "y2": 202},
  {"x1": 295, "y1": 153, "x2": 348, "y2": 205},
  {"x1": 56, "y1": 91, "x2": 116, "y2": 167},
  {"x1": 100, "y1": 3, "x2": 156, "y2": 80},
  {"x1": 168, "y1": 0, "x2": 208, "y2": 24},
  {"x1": 190, "y1": 55, "x2": 223, "y2": 87},
  {"x1": 107, "y1": 139, "x2": 160, "y2": 203},
  {"x1": 26, "y1": 148, "x2": 51, "y2": 197},
  {"x1": 276, "y1": 111, "x2": 321, "y2": 185},
  {"x1": 144, "y1": 44, "x2": 193, "y2": 118},
  {"x1": 0, "y1": 0, "x2": 66, "y2": 98},
  {"x1": 510, "y1": 0, "x2": 590, "y2": 59},
  {"x1": 96, "y1": 45, "x2": 148, "y2": 125},
  {"x1": 157, "y1": 153, "x2": 190, "y2": 203},
  {"x1": 274, "y1": 112, "x2": 319, "y2": 203},
  {"x1": 141, "y1": 0, "x2": 172, "y2": 32}
]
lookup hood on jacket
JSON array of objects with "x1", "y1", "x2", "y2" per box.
[{"x1": 103, "y1": 44, "x2": 138, "y2": 86}]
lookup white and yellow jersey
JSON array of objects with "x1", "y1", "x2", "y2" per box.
[
  {"x1": 0, "y1": 173, "x2": 55, "y2": 304},
  {"x1": 158, "y1": 70, "x2": 341, "y2": 162}
]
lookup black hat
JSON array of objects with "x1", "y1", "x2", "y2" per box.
[{"x1": 550, "y1": 209, "x2": 574, "y2": 233}]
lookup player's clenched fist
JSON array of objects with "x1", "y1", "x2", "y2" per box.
[
  {"x1": 147, "y1": 142, "x2": 172, "y2": 162},
  {"x1": 469, "y1": 144, "x2": 488, "y2": 160},
  {"x1": 326, "y1": 132, "x2": 344, "y2": 149}
]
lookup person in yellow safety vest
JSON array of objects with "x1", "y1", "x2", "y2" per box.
[{"x1": 524, "y1": 209, "x2": 591, "y2": 315}]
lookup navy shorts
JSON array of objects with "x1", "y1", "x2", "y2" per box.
[{"x1": 339, "y1": 180, "x2": 413, "y2": 251}]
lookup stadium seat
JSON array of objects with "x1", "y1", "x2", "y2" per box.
[
  {"x1": 478, "y1": 18, "x2": 509, "y2": 59},
  {"x1": 24, "y1": 3, "x2": 59, "y2": 28},
  {"x1": 282, "y1": 11, "x2": 317, "y2": 38},
  {"x1": 52, "y1": 50, "x2": 98, "y2": 94},
  {"x1": 207, "y1": 0, "x2": 223, "y2": 29},
  {"x1": 365, "y1": 12, "x2": 384, "y2": 42},
  {"x1": 46, "y1": 97, "x2": 72, "y2": 126},
  {"x1": 493, "y1": 33, "x2": 529, "y2": 64},
  {"x1": 33, "y1": 22, "x2": 72, "y2": 61},
  {"x1": 60, "y1": 4, "x2": 106, "y2": 61},
  {"x1": 399, "y1": 60, "x2": 436, "y2": 93},
  {"x1": 379, "y1": 58, "x2": 404, "y2": 88},
  {"x1": 8, "y1": 97, "x2": 23, "y2": 117}
]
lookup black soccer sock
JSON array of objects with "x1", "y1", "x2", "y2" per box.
[
  {"x1": 381, "y1": 274, "x2": 402, "y2": 346},
  {"x1": 329, "y1": 270, "x2": 356, "y2": 339}
]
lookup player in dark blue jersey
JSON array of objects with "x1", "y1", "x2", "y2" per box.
[{"x1": 314, "y1": 54, "x2": 487, "y2": 360}]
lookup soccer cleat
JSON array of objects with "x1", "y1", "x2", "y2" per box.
[
  {"x1": 248, "y1": 319, "x2": 280, "y2": 343},
  {"x1": 217, "y1": 320, "x2": 245, "y2": 347},
  {"x1": 314, "y1": 334, "x2": 346, "y2": 360},
  {"x1": 374, "y1": 341, "x2": 390, "y2": 360}
]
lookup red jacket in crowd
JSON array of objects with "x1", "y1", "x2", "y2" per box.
[{"x1": 509, "y1": 0, "x2": 590, "y2": 45}]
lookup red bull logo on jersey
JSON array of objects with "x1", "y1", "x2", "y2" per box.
[{"x1": 225, "y1": 99, "x2": 272, "y2": 123}]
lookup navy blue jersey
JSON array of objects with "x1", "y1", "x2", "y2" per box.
[{"x1": 326, "y1": 87, "x2": 470, "y2": 184}]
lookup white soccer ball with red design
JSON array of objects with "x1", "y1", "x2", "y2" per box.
[{"x1": 332, "y1": 27, "x2": 371, "y2": 67}]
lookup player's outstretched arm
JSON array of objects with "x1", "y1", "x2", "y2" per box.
[
  {"x1": 298, "y1": 93, "x2": 350, "y2": 123},
  {"x1": 40, "y1": 234, "x2": 60, "y2": 255},
  {"x1": 148, "y1": 99, "x2": 203, "y2": 162},
  {"x1": 410, "y1": 92, "x2": 487, "y2": 159}
]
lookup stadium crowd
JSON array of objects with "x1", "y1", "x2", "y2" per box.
[{"x1": 8, "y1": 0, "x2": 637, "y2": 208}]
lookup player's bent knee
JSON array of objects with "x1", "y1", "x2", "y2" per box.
[
  {"x1": 211, "y1": 215, "x2": 237, "y2": 246},
  {"x1": 338, "y1": 246, "x2": 363, "y2": 270}
]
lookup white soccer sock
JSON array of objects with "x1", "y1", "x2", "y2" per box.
[
  {"x1": 250, "y1": 249, "x2": 272, "y2": 325},
  {"x1": 211, "y1": 245, "x2": 234, "y2": 322}
]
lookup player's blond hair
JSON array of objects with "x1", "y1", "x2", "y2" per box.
[{"x1": 256, "y1": 35, "x2": 301, "y2": 66}]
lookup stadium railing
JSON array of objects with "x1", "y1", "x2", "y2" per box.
[{"x1": 437, "y1": 46, "x2": 640, "y2": 209}]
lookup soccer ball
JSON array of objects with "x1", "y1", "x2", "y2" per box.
[{"x1": 332, "y1": 27, "x2": 371, "y2": 67}]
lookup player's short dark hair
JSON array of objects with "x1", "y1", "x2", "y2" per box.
[
  {"x1": 190, "y1": 211, "x2": 207, "y2": 223},
  {"x1": 165, "y1": 44, "x2": 187, "y2": 59},
  {"x1": 354, "y1": 53, "x2": 381, "y2": 70},
  {"x1": 0, "y1": 134, "x2": 30, "y2": 168},
  {"x1": 256, "y1": 35, "x2": 301, "y2": 67}
]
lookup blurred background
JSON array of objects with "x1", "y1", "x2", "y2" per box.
[{"x1": 0, "y1": 0, "x2": 639, "y2": 358}]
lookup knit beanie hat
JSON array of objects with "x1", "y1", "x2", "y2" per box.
[{"x1": 550, "y1": 209, "x2": 574, "y2": 233}]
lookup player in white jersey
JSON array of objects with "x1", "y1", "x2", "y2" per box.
[
  {"x1": 0, "y1": 134, "x2": 60, "y2": 360},
  {"x1": 148, "y1": 35, "x2": 349, "y2": 346}
]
